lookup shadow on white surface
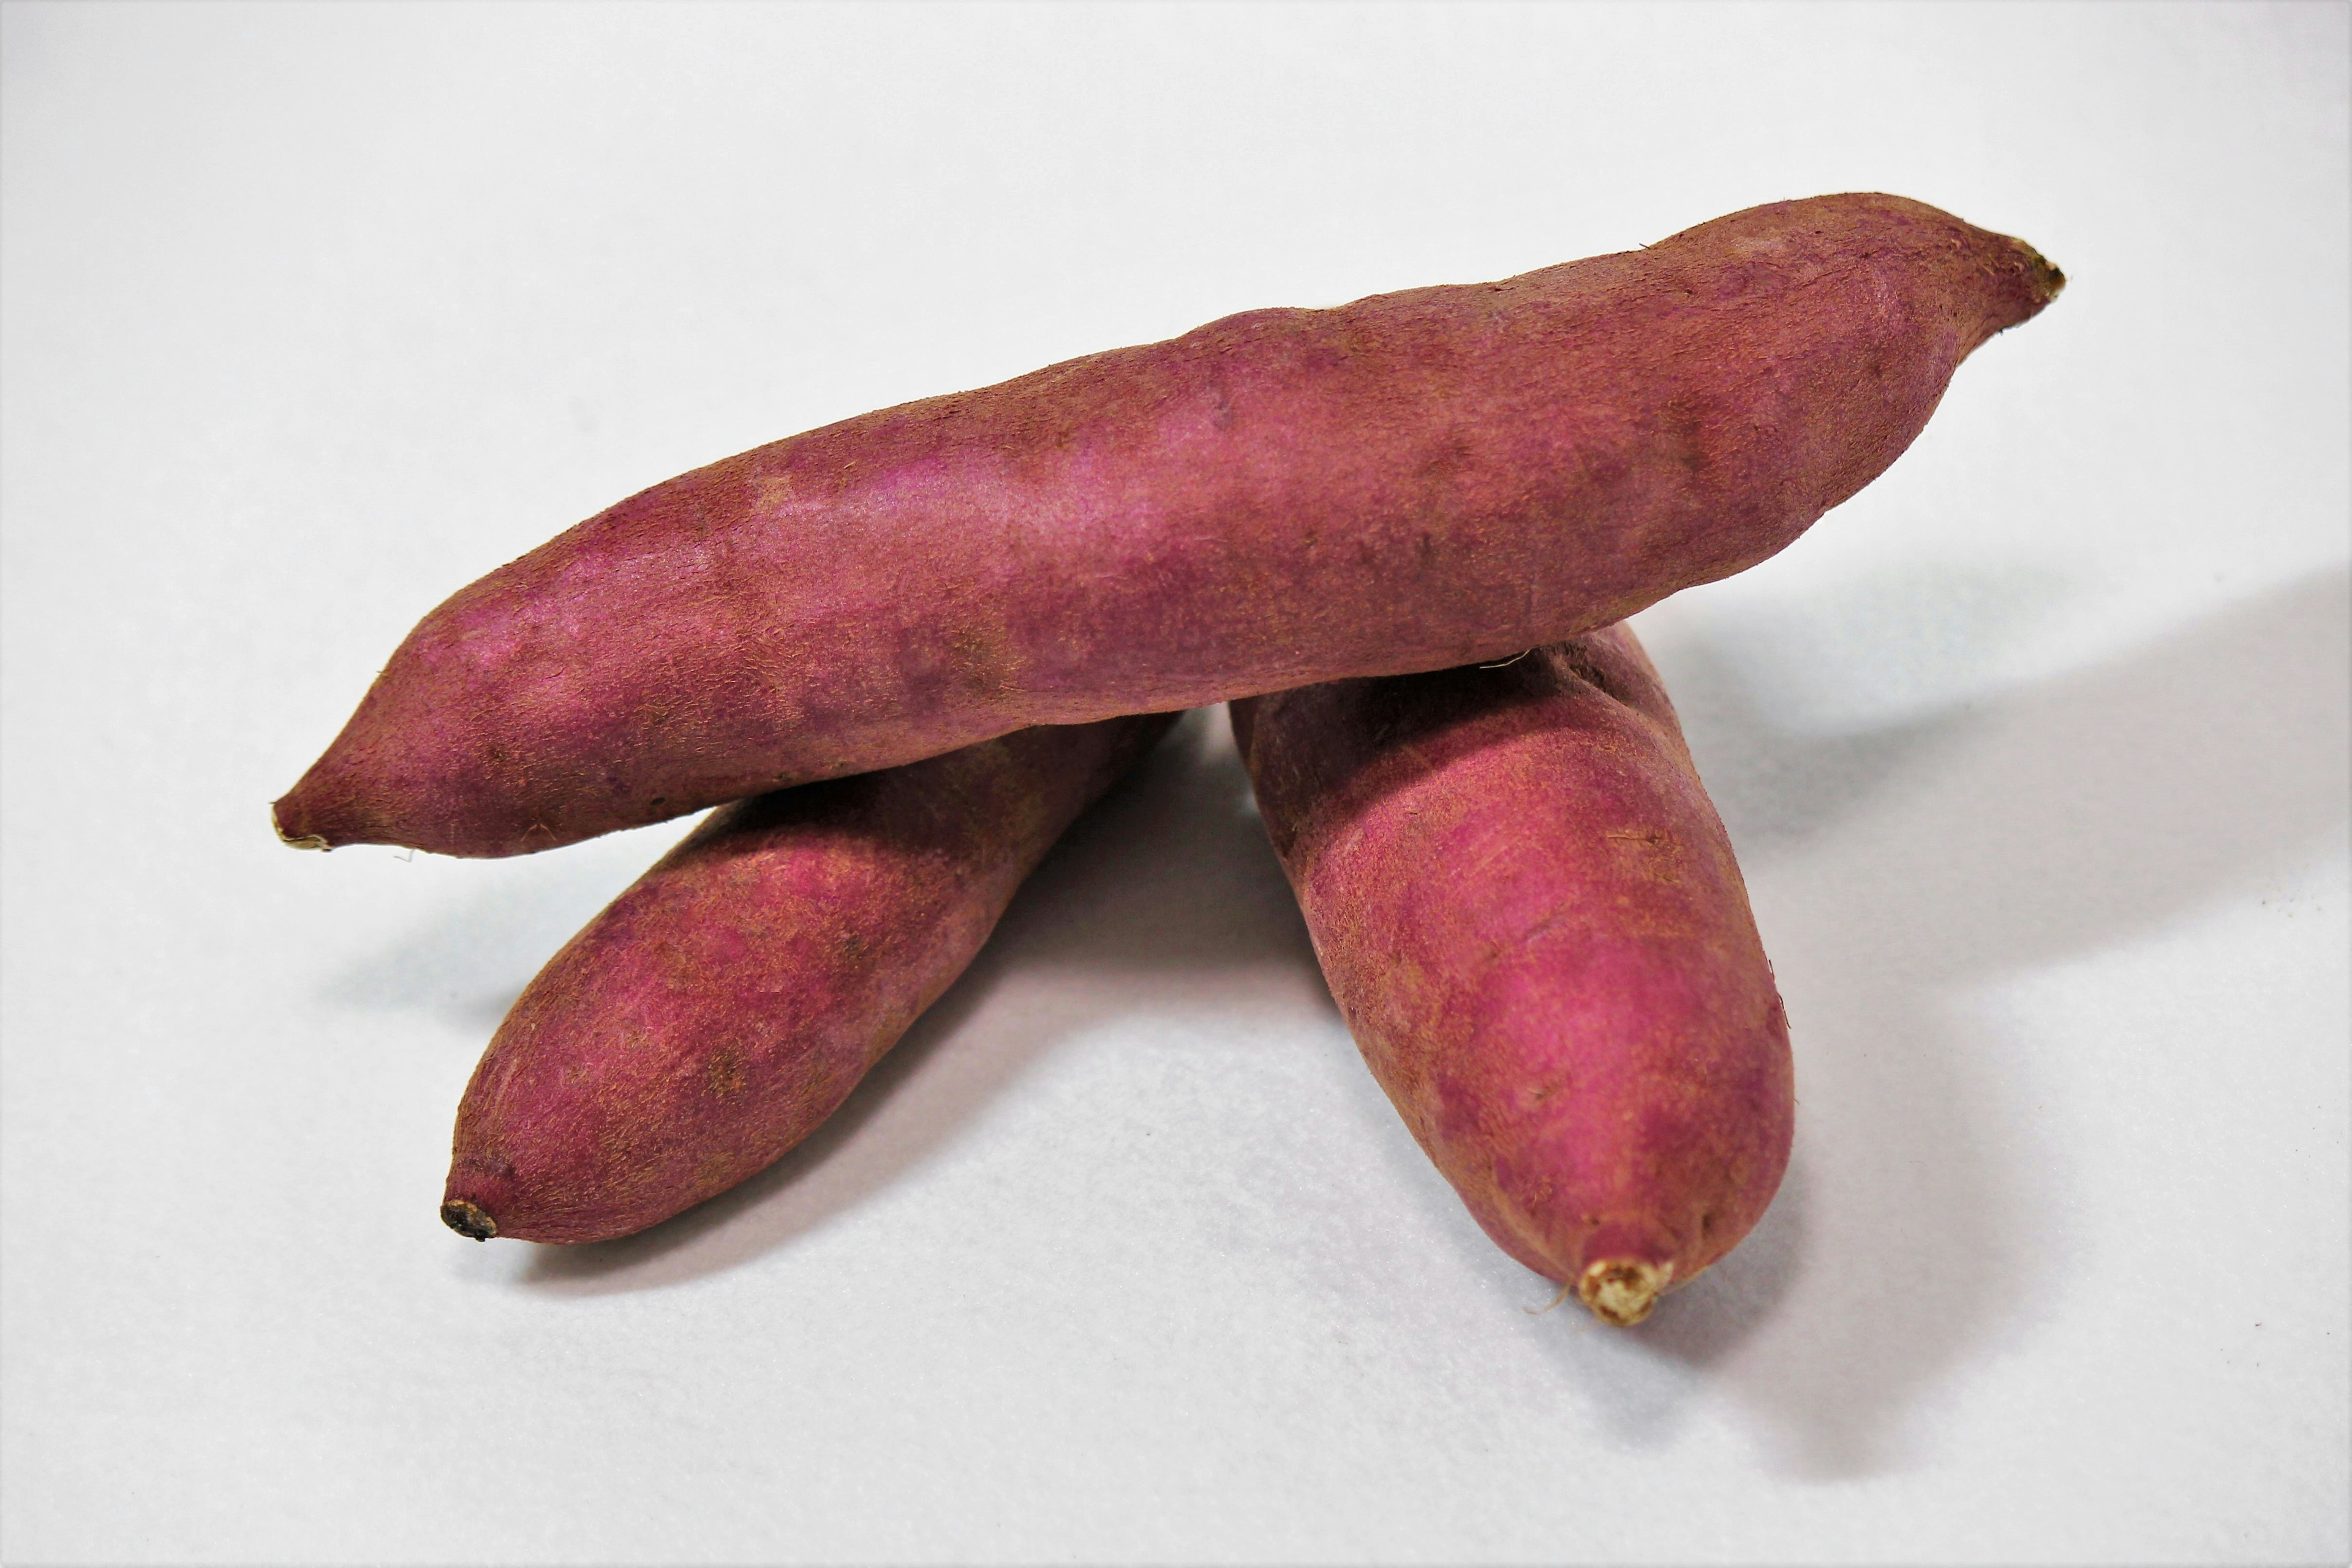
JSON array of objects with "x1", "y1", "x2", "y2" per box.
[
  {"x1": 1598, "y1": 563, "x2": 2351, "y2": 1478},
  {"x1": 325, "y1": 830, "x2": 705, "y2": 1032}
]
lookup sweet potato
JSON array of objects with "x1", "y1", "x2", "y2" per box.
[
  {"x1": 440, "y1": 712, "x2": 1174, "y2": 1244},
  {"x1": 1231, "y1": 626, "x2": 1789, "y2": 1324},
  {"x1": 276, "y1": 193, "x2": 2060, "y2": 859}
]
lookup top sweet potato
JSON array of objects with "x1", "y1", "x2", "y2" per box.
[{"x1": 276, "y1": 192, "x2": 2060, "y2": 858}]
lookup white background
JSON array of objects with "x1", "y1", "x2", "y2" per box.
[{"x1": 3, "y1": 4, "x2": 2346, "y2": 1563}]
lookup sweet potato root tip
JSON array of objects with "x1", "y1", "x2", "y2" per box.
[
  {"x1": 1579, "y1": 1258, "x2": 1673, "y2": 1327},
  {"x1": 271, "y1": 801, "x2": 330, "y2": 851},
  {"x1": 2025, "y1": 243, "x2": 2067, "y2": 300},
  {"x1": 440, "y1": 1199, "x2": 497, "y2": 1241}
]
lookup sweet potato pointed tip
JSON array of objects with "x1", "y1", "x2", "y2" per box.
[
  {"x1": 271, "y1": 800, "x2": 330, "y2": 851},
  {"x1": 2007, "y1": 235, "x2": 2067, "y2": 321},
  {"x1": 2024, "y1": 241, "x2": 2067, "y2": 302},
  {"x1": 440, "y1": 1199, "x2": 498, "y2": 1241},
  {"x1": 1578, "y1": 1257, "x2": 1673, "y2": 1327}
]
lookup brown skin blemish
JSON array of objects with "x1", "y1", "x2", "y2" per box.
[
  {"x1": 937, "y1": 599, "x2": 1038, "y2": 704},
  {"x1": 1528, "y1": 1070, "x2": 1574, "y2": 1106},
  {"x1": 1555, "y1": 639, "x2": 1627, "y2": 703},
  {"x1": 1606, "y1": 826, "x2": 1684, "y2": 883},
  {"x1": 705, "y1": 1049, "x2": 750, "y2": 1100}
]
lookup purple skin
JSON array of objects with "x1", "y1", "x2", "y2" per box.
[
  {"x1": 276, "y1": 192, "x2": 2060, "y2": 858},
  {"x1": 441, "y1": 714, "x2": 1174, "y2": 1245},
  {"x1": 1232, "y1": 627, "x2": 1790, "y2": 1325}
]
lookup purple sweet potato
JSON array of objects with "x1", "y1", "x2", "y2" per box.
[
  {"x1": 276, "y1": 193, "x2": 2059, "y2": 859},
  {"x1": 1232, "y1": 625, "x2": 1789, "y2": 1325},
  {"x1": 440, "y1": 712, "x2": 1173, "y2": 1245}
]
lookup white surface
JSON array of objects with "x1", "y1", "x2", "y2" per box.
[{"x1": 3, "y1": 4, "x2": 2346, "y2": 1563}]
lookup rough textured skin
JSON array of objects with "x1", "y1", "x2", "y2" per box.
[
  {"x1": 277, "y1": 192, "x2": 2060, "y2": 858},
  {"x1": 1231, "y1": 627, "x2": 1790, "y2": 1323},
  {"x1": 440, "y1": 713, "x2": 1174, "y2": 1244}
]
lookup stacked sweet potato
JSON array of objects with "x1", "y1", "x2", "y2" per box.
[{"x1": 277, "y1": 194, "x2": 2060, "y2": 1325}]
